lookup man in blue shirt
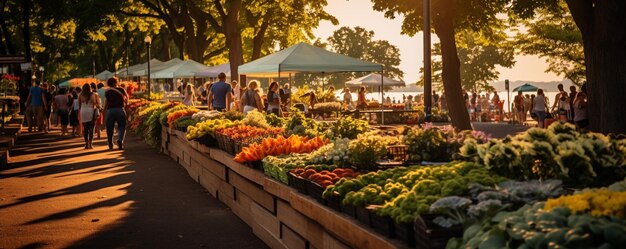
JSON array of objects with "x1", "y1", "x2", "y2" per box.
[
  {"x1": 207, "y1": 72, "x2": 232, "y2": 111},
  {"x1": 25, "y1": 81, "x2": 48, "y2": 133}
]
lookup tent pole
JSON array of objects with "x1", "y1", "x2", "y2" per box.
[
  {"x1": 381, "y1": 69, "x2": 384, "y2": 125},
  {"x1": 289, "y1": 73, "x2": 292, "y2": 111},
  {"x1": 278, "y1": 65, "x2": 281, "y2": 116}
]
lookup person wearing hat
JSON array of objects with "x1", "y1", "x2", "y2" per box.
[{"x1": 207, "y1": 72, "x2": 232, "y2": 111}]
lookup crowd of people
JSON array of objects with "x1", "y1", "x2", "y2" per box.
[
  {"x1": 511, "y1": 83, "x2": 588, "y2": 130},
  {"x1": 24, "y1": 71, "x2": 589, "y2": 150},
  {"x1": 25, "y1": 78, "x2": 129, "y2": 150}
]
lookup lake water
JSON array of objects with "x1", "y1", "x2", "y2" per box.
[{"x1": 338, "y1": 91, "x2": 563, "y2": 112}]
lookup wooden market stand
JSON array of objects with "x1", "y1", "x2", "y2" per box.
[{"x1": 162, "y1": 126, "x2": 410, "y2": 249}]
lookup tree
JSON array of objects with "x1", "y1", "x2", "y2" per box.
[
  {"x1": 419, "y1": 31, "x2": 515, "y2": 93},
  {"x1": 515, "y1": 2, "x2": 585, "y2": 86},
  {"x1": 563, "y1": 0, "x2": 626, "y2": 134},
  {"x1": 325, "y1": 26, "x2": 404, "y2": 89},
  {"x1": 372, "y1": 0, "x2": 511, "y2": 130},
  {"x1": 510, "y1": 0, "x2": 626, "y2": 134}
]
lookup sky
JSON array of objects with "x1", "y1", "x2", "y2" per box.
[{"x1": 312, "y1": 0, "x2": 564, "y2": 85}]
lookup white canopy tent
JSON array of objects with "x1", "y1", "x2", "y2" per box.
[
  {"x1": 194, "y1": 62, "x2": 231, "y2": 77},
  {"x1": 151, "y1": 60, "x2": 211, "y2": 79},
  {"x1": 131, "y1": 58, "x2": 183, "y2": 77},
  {"x1": 94, "y1": 70, "x2": 115, "y2": 81},
  {"x1": 345, "y1": 73, "x2": 405, "y2": 87},
  {"x1": 116, "y1": 58, "x2": 163, "y2": 78}
]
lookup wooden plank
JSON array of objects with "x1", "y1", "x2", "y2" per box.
[
  {"x1": 264, "y1": 177, "x2": 293, "y2": 202},
  {"x1": 251, "y1": 220, "x2": 288, "y2": 249},
  {"x1": 281, "y1": 223, "x2": 307, "y2": 249},
  {"x1": 323, "y1": 231, "x2": 351, "y2": 249},
  {"x1": 218, "y1": 181, "x2": 235, "y2": 207},
  {"x1": 198, "y1": 166, "x2": 220, "y2": 198},
  {"x1": 193, "y1": 152, "x2": 226, "y2": 180},
  {"x1": 209, "y1": 148, "x2": 264, "y2": 184},
  {"x1": 289, "y1": 192, "x2": 399, "y2": 249},
  {"x1": 251, "y1": 202, "x2": 280, "y2": 239},
  {"x1": 276, "y1": 199, "x2": 325, "y2": 249},
  {"x1": 197, "y1": 143, "x2": 211, "y2": 154},
  {"x1": 231, "y1": 189, "x2": 254, "y2": 226},
  {"x1": 229, "y1": 170, "x2": 275, "y2": 213}
]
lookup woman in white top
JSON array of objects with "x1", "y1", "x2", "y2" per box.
[
  {"x1": 240, "y1": 80, "x2": 264, "y2": 114},
  {"x1": 78, "y1": 84, "x2": 98, "y2": 149},
  {"x1": 533, "y1": 89, "x2": 549, "y2": 128},
  {"x1": 183, "y1": 84, "x2": 195, "y2": 106}
]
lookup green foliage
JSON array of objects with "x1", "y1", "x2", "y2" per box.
[
  {"x1": 418, "y1": 31, "x2": 515, "y2": 92},
  {"x1": 325, "y1": 162, "x2": 507, "y2": 224},
  {"x1": 172, "y1": 116, "x2": 199, "y2": 132},
  {"x1": 515, "y1": 2, "x2": 586, "y2": 85},
  {"x1": 348, "y1": 133, "x2": 397, "y2": 170},
  {"x1": 459, "y1": 122, "x2": 626, "y2": 187},
  {"x1": 310, "y1": 26, "x2": 403, "y2": 89},
  {"x1": 265, "y1": 113, "x2": 284, "y2": 128},
  {"x1": 284, "y1": 108, "x2": 319, "y2": 137},
  {"x1": 448, "y1": 202, "x2": 626, "y2": 249},
  {"x1": 330, "y1": 116, "x2": 369, "y2": 140}
]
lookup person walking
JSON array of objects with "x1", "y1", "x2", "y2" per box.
[
  {"x1": 96, "y1": 83, "x2": 106, "y2": 138},
  {"x1": 569, "y1": 85, "x2": 578, "y2": 122},
  {"x1": 69, "y1": 90, "x2": 80, "y2": 136},
  {"x1": 43, "y1": 84, "x2": 54, "y2": 132},
  {"x1": 279, "y1": 83, "x2": 291, "y2": 112},
  {"x1": 207, "y1": 73, "x2": 232, "y2": 111},
  {"x1": 230, "y1": 80, "x2": 241, "y2": 111},
  {"x1": 514, "y1": 91, "x2": 525, "y2": 124},
  {"x1": 78, "y1": 84, "x2": 98, "y2": 149},
  {"x1": 25, "y1": 80, "x2": 47, "y2": 133},
  {"x1": 53, "y1": 88, "x2": 71, "y2": 136},
  {"x1": 357, "y1": 86, "x2": 367, "y2": 110},
  {"x1": 533, "y1": 89, "x2": 549, "y2": 128},
  {"x1": 104, "y1": 77, "x2": 128, "y2": 150},
  {"x1": 240, "y1": 80, "x2": 264, "y2": 114},
  {"x1": 267, "y1": 81, "x2": 281, "y2": 116},
  {"x1": 342, "y1": 88, "x2": 353, "y2": 110},
  {"x1": 183, "y1": 84, "x2": 196, "y2": 106},
  {"x1": 551, "y1": 84, "x2": 567, "y2": 113},
  {"x1": 573, "y1": 83, "x2": 588, "y2": 131}
]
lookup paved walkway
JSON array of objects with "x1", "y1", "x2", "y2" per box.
[{"x1": 0, "y1": 128, "x2": 267, "y2": 249}]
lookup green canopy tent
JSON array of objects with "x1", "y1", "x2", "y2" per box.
[
  {"x1": 238, "y1": 42, "x2": 386, "y2": 123},
  {"x1": 513, "y1": 83, "x2": 539, "y2": 92}
]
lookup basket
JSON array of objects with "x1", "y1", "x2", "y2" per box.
[
  {"x1": 198, "y1": 135, "x2": 217, "y2": 147},
  {"x1": 355, "y1": 205, "x2": 372, "y2": 227},
  {"x1": 326, "y1": 193, "x2": 343, "y2": 212},
  {"x1": 395, "y1": 221, "x2": 416, "y2": 247},
  {"x1": 306, "y1": 180, "x2": 327, "y2": 205},
  {"x1": 386, "y1": 145, "x2": 408, "y2": 162},
  {"x1": 414, "y1": 214, "x2": 464, "y2": 249},
  {"x1": 288, "y1": 171, "x2": 308, "y2": 194},
  {"x1": 341, "y1": 204, "x2": 357, "y2": 219},
  {"x1": 216, "y1": 133, "x2": 233, "y2": 155},
  {"x1": 371, "y1": 212, "x2": 395, "y2": 238}
]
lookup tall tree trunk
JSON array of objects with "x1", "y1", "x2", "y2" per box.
[
  {"x1": 433, "y1": 9, "x2": 472, "y2": 130},
  {"x1": 22, "y1": 0, "x2": 31, "y2": 87},
  {"x1": 566, "y1": 0, "x2": 626, "y2": 134},
  {"x1": 251, "y1": 18, "x2": 270, "y2": 60},
  {"x1": 160, "y1": 31, "x2": 171, "y2": 61},
  {"x1": 0, "y1": 2, "x2": 15, "y2": 54},
  {"x1": 223, "y1": 0, "x2": 243, "y2": 80}
]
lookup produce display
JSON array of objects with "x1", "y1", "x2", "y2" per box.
[
  {"x1": 167, "y1": 108, "x2": 199, "y2": 127},
  {"x1": 293, "y1": 167, "x2": 360, "y2": 188},
  {"x1": 127, "y1": 98, "x2": 626, "y2": 248},
  {"x1": 459, "y1": 122, "x2": 626, "y2": 187},
  {"x1": 324, "y1": 162, "x2": 507, "y2": 223},
  {"x1": 234, "y1": 135, "x2": 329, "y2": 163},
  {"x1": 186, "y1": 119, "x2": 241, "y2": 140},
  {"x1": 329, "y1": 116, "x2": 369, "y2": 139},
  {"x1": 191, "y1": 110, "x2": 223, "y2": 121},
  {"x1": 448, "y1": 202, "x2": 626, "y2": 249},
  {"x1": 216, "y1": 125, "x2": 284, "y2": 144},
  {"x1": 171, "y1": 116, "x2": 199, "y2": 132}
]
